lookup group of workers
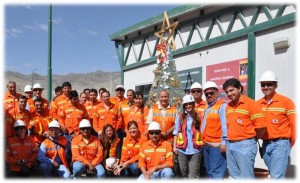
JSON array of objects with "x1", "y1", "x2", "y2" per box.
[{"x1": 4, "y1": 70, "x2": 296, "y2": 179}]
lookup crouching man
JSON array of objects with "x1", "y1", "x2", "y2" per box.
[{"x1": 138, "y1": 122, "x2": 174, "y2": 180}]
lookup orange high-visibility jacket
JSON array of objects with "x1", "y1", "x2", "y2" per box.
[
  {"x1": 58, "y1": 101, "x2": 89, "y2": 135},
  {"x1": 195, "y1": 100, "x2": 207, "y2": 117},
  {"x1": 29, "y1": 109, "x2": 52, "y2": 144},
  {"x1": 257, "y1": 92, "x2": 296, "y2": 146},
  {"x1": 50, "y1": 94, "x2": 69, "y2": 119},
  {"x1": 71, "y1": 134, "x2": 104, "y2": 166},
  {"x1": 138, "y1": 140, "x2": 174, "y2": 170},
  {"x1": 27, "y1": 97, "x2": 49, "y2": 113},
  {"x1": 5, "y1": 136, "x2": 38, "y2": 172},
  {"x1": 4, "y1": 92, "x2": 20, "y2": 112},
  {"x1": 226, "y1": 95, "x2": 266, "y2": 140},
  {"x1": 121, "y1": 133, "x2": 148, "y2": 164},
  {"x1": 151, "y1": 104, "x2": 177, "y2": 142},
  {"x1": 128, "y1": 105, "x2": 149, "y2": 133},
  {"x1": 41, "y1": 137, "x2": 70, "y2": 170},
  {"x1": 201, "y1": 99, "x2": 226, "y2": 143},
  {"x1": 93, "y1": 103, "x2": 121, "y2": 133},
  {"x1": 110, "y1": 96, "x2": 128, "y2": 106},
  {"x1": 5, "y1": 108, "x2": 31, "y2": 138},
  {"x1": 119, "y1": 102, "x2": 135, "y2": 130},
  {"x1": 84, "y1": 100, "x2": 102, "y2": 120}
]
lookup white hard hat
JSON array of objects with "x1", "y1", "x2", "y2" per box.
[
  {"x1": 106, "y1": 157, "x2": 117, "y2": 168},
  {"x1": 259, "y1": 70, "x2": 278, "y2": 82},
  {"x1": 115, "y1": 84, "x2": 124, "y2": 90},
  {"x1": 48, "y1": 120, "x2": 60, "y2": 128},
  {"x1": 203, "y1": 81, "x2": 218, "y2": 91},
  {"x1": 190, "y1": 82, "x2": 202, "y2": 90},
  {"x1": 24, "y1": 85, "x2": 32, "y2": 92},
  {"x1": 79, "y1": 119, "x2": 91, "y2": 128},
  {"x1": 14, "y1": 120, "x2": 26, "y2": 128},
  {"x1": 148, "y1": 121, "x2": 161, "y2": 131},
  {"x1": 33, "y1": 83, "x2": 43, "y2": 89},
  {"x1": 182, "y1": 95, "x2": 195, "y2": 104}
]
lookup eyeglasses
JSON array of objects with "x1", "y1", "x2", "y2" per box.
[
  {"x1": 15, "y1": 127, "x2": 26, "y2": 131},
  {"x1": 204, "y1": 91, "x2": 215, "y2": 97},
  {"x1": 80, "y1": 127, "x2": 91, "y2": 131},
  {"x1": 33, "y1": 89, "x2": 42, "y2": 91},
  {"x1": 260, "y1": 83, "x2": 275, "y2": 87},
  {"x1": 149, "y1": 131, "x2": 160, "y2": 135},
  {"x1": 191, "y1": 90, "x2": 201, "y2": 93}
]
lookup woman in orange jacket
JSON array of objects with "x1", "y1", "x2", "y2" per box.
[
  {"x1": 99, "y1": 124, "x2": 122, "y2": 177},
  {"x1": 127, "y1": 92, "x2": 148, "y2": 136},
  {"x1": 114, "y1": 121, "x2": 148, "y2": 177}
]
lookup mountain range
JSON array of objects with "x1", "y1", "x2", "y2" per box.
[{"x1": 4, "y1": 70, "x2": 121, "y2": 99}]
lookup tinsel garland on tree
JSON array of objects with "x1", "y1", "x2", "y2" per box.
[{"x1": 146, "y1": 43, "x2": 185, "y2": 111}]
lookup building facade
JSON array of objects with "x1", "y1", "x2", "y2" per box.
[{"x1": 110, "y1": 4, "x2": 296, "y2": 176}]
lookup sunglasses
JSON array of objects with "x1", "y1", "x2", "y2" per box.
[
  {"x1": 149, "y1": 131, "x2": 160, "y2": 135},
  {"x1": 80, "y1": 127, "x2": 91, "y2": 131},
  {"x1": 116, "y1": 89, "x2": 125, "y2": 92},
  {"x1": 260, "y1": 83, "x2": 275, "y2": 87},
  {"x1": 204, "y1": 91, "x2": 215, "y2": 97},
  {"x1": 33, "y1": 89, "x2": 42, "y2": 91},
  {"x1": 15, "y1": 127, "x2": 26, "y2": 131},
  {"x1": 191, "y1": 90, "x2": 201, "y2": 93}
]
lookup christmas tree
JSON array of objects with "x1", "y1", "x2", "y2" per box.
[{"x1": 146, "y1": 12, "x2": 185, "y2": 111}]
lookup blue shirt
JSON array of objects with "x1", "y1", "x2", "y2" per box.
[{"x1": 173, "y1": 111, "x2": 201, "y2": 155}]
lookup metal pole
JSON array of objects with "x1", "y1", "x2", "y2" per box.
[{"x1": 47, "y1": 4, "x2": 53, "y2": 102}]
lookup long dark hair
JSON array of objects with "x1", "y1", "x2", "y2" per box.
[
  {"x1": 135, "y1": 91, "x2": 145, "y2": 114},
  {"x1": 100, "y1": 124, "x2": 117, "y2": 158},
  {"x1": 181, "y1": 102, "x2": 200, "y2": 130}
]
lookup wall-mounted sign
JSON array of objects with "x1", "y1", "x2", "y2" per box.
[
  {"x1": 178, "y1": 67, "x2": 202, "y2": 93},
  {"x1": 206, "y1": 58, "x2": 248, "y2": 99}
]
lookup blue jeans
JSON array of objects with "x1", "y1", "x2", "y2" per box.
[
  {"x1": 262, "y1": 139, "x2": 290, "y2": 179},
  {"x1": 203, "y1": 145, "x2": 227, "y2": 179},
  {"x1": 39, "y1": 162, "x2": 70, "y2": 178},
  {"x1": 226, "y1": 138, "x2": 257, "y2": 179},
  {"x1": 72, "y1": 161, "x2": 105, "y2": 178},
  {"x1": 138, "y1": 168, "x2": 174, "y2": 180},
  {"x1": 121, "y1": 162, "x2": 141, "y2": 177}
]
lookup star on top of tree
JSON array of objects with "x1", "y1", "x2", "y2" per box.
[{"x1": 154, "y1": 11, "x2": 178, "y2": 51}]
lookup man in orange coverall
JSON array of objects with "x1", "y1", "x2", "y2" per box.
[
  {"x1": 93, "y1": 90, "x2": 121, "y2": 137},
  {"x1": 138, "y1": 122, "x2": 174, "y2": 180},
  {"x1": 58, "y1": 90, "x2": 89, "y2": 142},
  {"x1": 71, "y1": 119, "x2": 106, "y2": 178},
  {"x1": 5, "y1": 120, "x2": 38, "y2": 177},
  {"x1": 4, "y1": 81, "x2": 20, "y2": 112}
]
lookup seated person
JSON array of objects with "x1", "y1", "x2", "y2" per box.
[
  {"x1": 114, "y1": 121, "x2": 148, "y2": 177},
  {"x1": 5, "y1": 120, "x2": 38, "y2": 177},
  {"x1": 138, "y1": 122, "x2": 174, "y2": 180},
  {"x1": 71, "y1": 119, "x2": 105, "y2": 178},
  {"x1": 38, "y1": 120, "x2": 71, "y2": 178},
  {"x1": 99, "y1": 124, "x2": 122, "y2": 177}
]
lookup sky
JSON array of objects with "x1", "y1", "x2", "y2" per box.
[{"x1": 4, "y1": 4, "x2": 179, "y2": 75}]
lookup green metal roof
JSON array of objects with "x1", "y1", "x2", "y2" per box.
[{"x1": 110, "y1": 4, "x2": 207, "y2": 40}]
